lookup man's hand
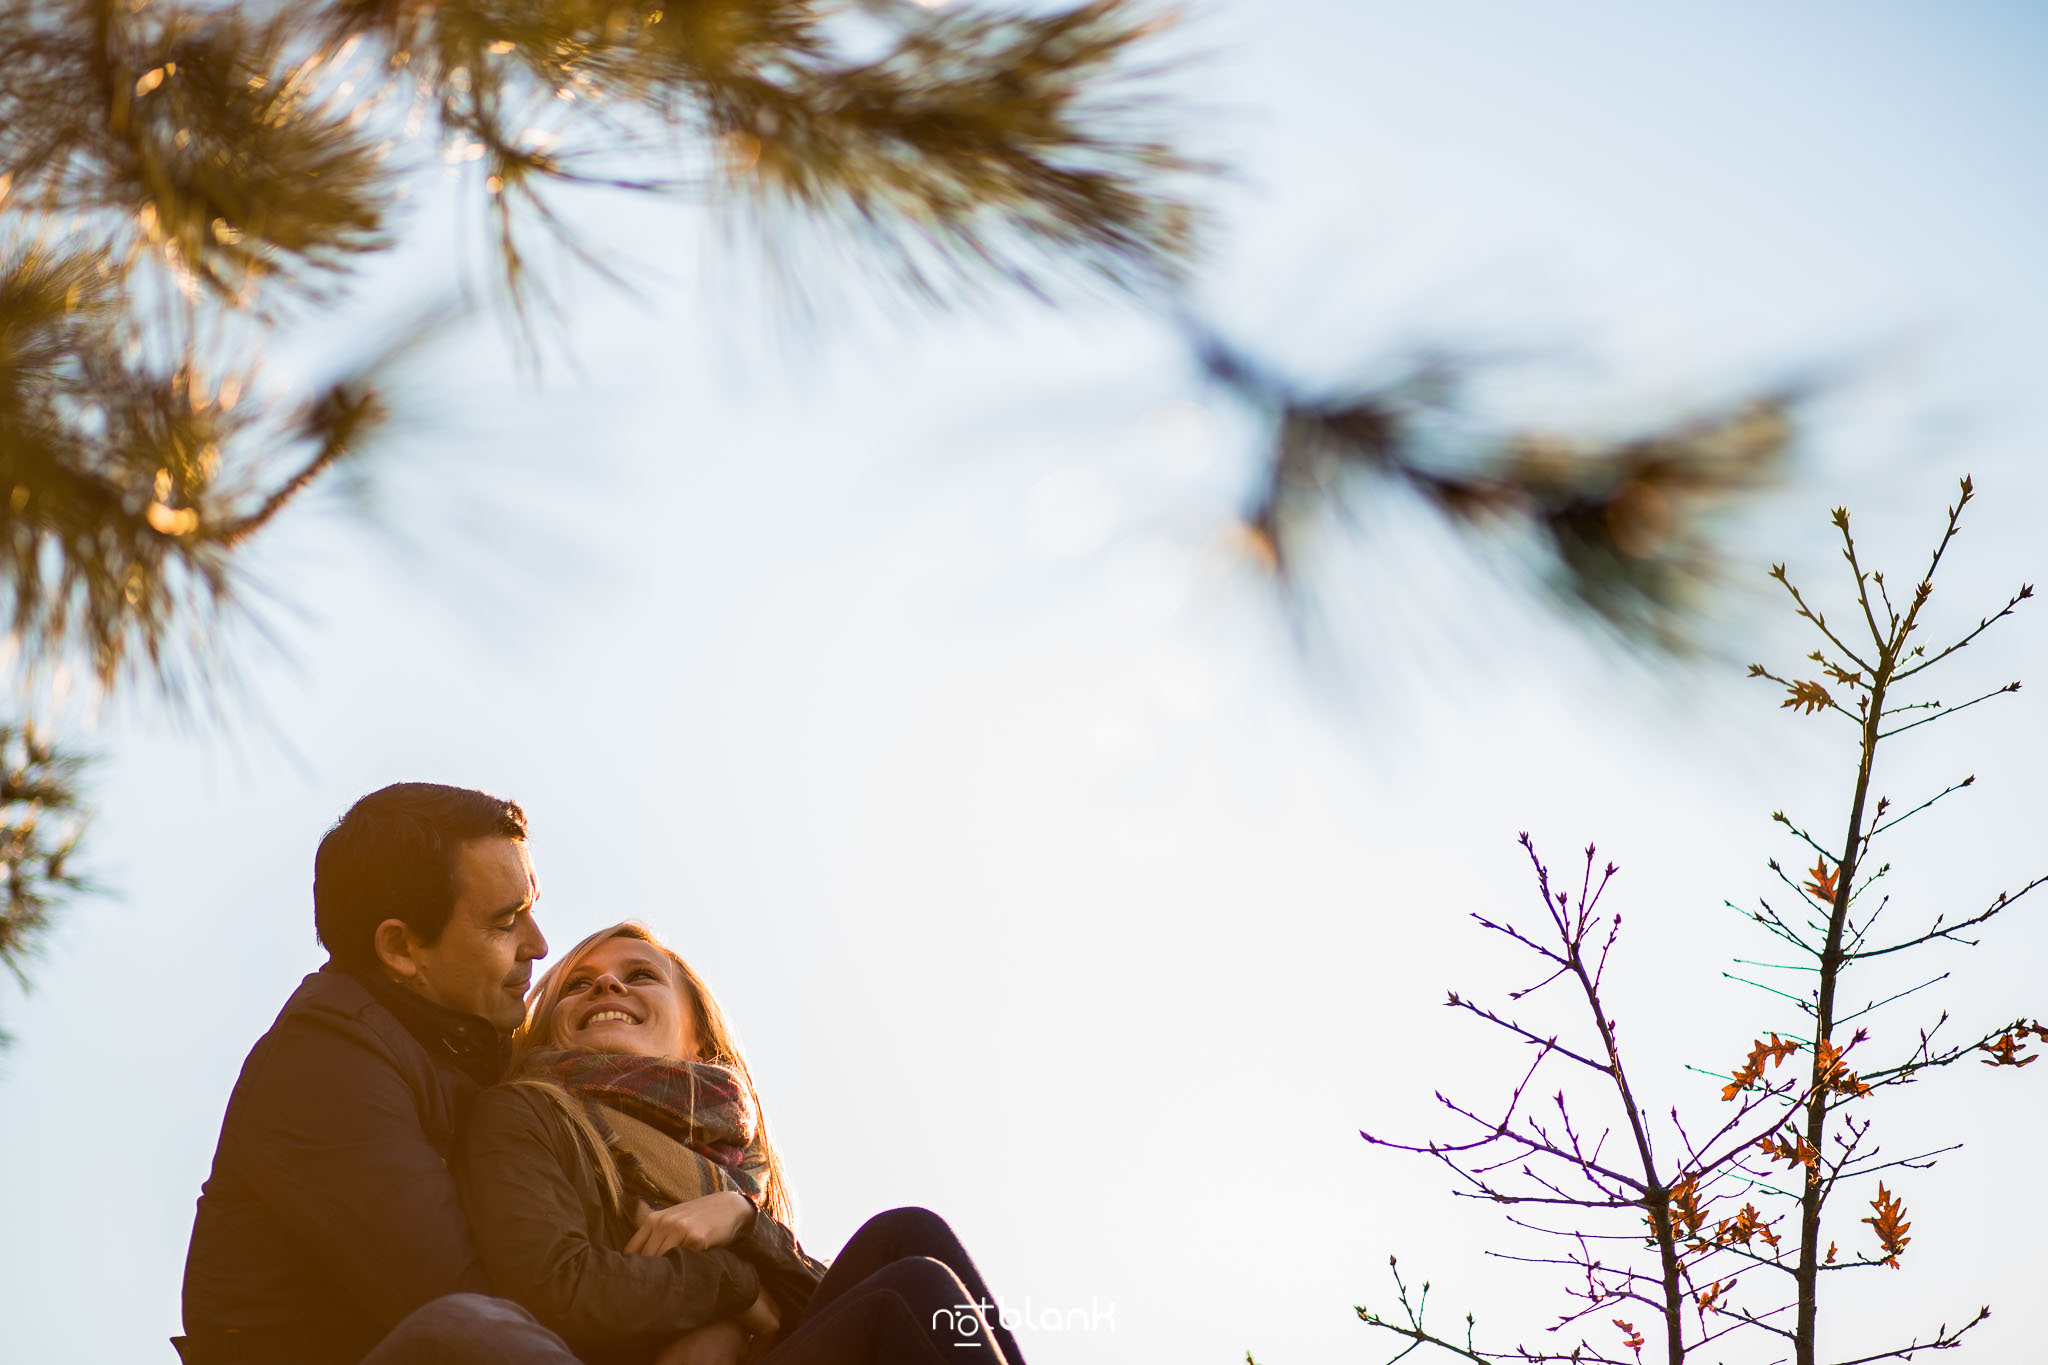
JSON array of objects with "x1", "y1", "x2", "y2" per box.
[
  {"x1": 738, "y1": 1287, "x2": 781, "y2": 1342},
  {"x1": 645, "y1": 1291, "x2": 779, "y2": 1365},
  {"x1": 651, "y1": 1322, "x2": 749, "y2": 1365},
  {"x1": 625, "y1": 1191, "x2": 758, "y2": 1256}
]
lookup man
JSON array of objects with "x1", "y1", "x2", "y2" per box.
[{"x1": 175, "y1": 782, "x2": 580, "y2": 1364}]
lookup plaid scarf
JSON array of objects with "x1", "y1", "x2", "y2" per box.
[{"x1": 529, "y1": 1048, "x2": 768, "y2": 1203}]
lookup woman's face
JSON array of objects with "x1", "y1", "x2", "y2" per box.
[{"x1": 551, "y1": 936, "x2": 701, "y2": 1059}]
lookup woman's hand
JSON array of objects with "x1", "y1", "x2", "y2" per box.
[
  {"x1": 651, "y1": 1321, "x2": 749, "y2": 1365},
  {"x1": 626, "y1": 1190, "x2": 758, "y2": 1256}
]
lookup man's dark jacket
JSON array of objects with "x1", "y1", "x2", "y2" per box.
[{"x1": 177, "y1": 964, "x2": 506, "y2": 1365}]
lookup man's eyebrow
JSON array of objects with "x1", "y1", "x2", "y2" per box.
[{"x1": 490, "y1": 895, "x2": 534, "y2": 920}]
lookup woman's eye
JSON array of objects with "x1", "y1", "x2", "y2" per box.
[
  {"x1": 563, "y1": 979, "x2": 590, "y2": 994},
  {"x1": 629, "y1": 969, "x2": 658, "y2": 982}
]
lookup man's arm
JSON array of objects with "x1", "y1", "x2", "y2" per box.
[{"x1": 228, "y1": 1012, "x2": 489, "y2": 1329}]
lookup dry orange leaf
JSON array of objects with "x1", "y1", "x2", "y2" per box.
[
  {"x1": 1979, "y1": 1032, "x2": 2038, "y2": 1067},
  {"x1": 1815, "y1": 1038, "x2": 1872, "y2": 1096},
  {"x1": 1782, "y1": 679, "x2": 1833, "y2": 714},
  {"x1": 1864, "y1": 1183, "x2": 1912, "y2": 1268},
  {"x1": 1722, "y1": 1034, "x2": 1801, "y2": 1100}
]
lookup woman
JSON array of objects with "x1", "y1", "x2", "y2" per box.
[{"x1": 460, "y1": 922, "x2": 1027, "y2": 1365}]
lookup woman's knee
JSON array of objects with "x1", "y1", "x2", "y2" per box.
[
  {"x1": 392, "y1": 1292, "x2": 517, "y2": 1345},
  {"x1": 371, "y1": 1293, "x2": 574, "y2": 1365},
  {"x1": 859, "y1": 1205, "x2": 954, "y2": 1246},
  {"x1": 865, "y1": 1254, "x2": 972, "y2": 1304},
  {"x1": 875, "y1": 1261, "x2": 1001, "y2": 1355}
]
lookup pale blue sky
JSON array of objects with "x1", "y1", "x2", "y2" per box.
[{"x1": 3, "y1": 3, "x2": 2045, "y2": 1362}]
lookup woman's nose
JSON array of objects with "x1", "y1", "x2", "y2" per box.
[{"x1": 592, "y1": 972, "x2": 625, "y2": 994}]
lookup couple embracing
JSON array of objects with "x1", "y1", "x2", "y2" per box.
[{"x1": 176, "y1": 783, "x2": 1024, "y2": 1365}]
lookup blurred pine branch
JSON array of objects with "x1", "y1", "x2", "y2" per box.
[
  {"x1": 0, "y1": 0, "x2": 1202, "y2": 1039},
  {"x1": 0, "y1": 0, "x2": 1819, "y2": 1047},
  {"x1": 1192, "y1": 327, "x2": 1805, "y2": 652}
]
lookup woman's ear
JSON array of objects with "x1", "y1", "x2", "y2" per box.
[{"x1": 372, "y1": 917, "x2": 422, "y2": 984}]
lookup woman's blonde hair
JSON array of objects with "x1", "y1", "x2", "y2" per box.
[{"x1": 504, "y1": 920, "x2": 796, "y2": 1230}]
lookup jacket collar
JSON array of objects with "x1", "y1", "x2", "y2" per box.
[{"x1": 329, "y1": 962, "x2": 508, "y2": 1088}]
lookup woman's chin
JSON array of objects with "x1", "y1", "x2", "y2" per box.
[{"x1": 566, "y1": 1025, "x2": 646, "y2": 1054}]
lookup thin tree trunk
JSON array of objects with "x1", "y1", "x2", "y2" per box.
[{"x1": 1794, "y1": 654, "x2": 1890, "y2": 1365}]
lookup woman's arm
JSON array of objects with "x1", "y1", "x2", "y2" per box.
[
  {"x1": 459, "y1": 1085, "x2": 764, "y2": 1354},
  {"x1": 733, "y1": 1205, "x2": 827, "y2": 1277},
  {"x1": 626, "y1": 1191, "x2": 757, "y2": 1256},
  {"x1": 619, "y1": 1187, "x2": 825, "y2": 1289},
  {"x1": 614, "y1": 1190, "x2": 817, "y2": 1339}
]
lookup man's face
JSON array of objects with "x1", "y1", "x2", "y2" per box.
[{"x1": 403, "y1": 837, "x2": 546, "y2": 1031}]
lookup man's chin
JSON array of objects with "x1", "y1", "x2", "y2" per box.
[{"x1": 489, "y1": 992, "x2": 529, "y2": 1033}]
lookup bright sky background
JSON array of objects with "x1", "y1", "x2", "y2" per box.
[{"x1": 4, "y1": 2, "x2": 2047, "y2": 1362}]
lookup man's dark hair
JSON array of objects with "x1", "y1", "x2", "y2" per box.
[{"x1": 314, "y1": 782, "x2": 527, "y2": 974}]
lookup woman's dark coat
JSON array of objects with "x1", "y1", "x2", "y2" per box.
[{"x1": 458, "y1": 1083, "x2": 819, "y2": 1365}]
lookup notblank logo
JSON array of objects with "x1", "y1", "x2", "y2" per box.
[{"x1": 933, "y1": 1297, "x2": 1118, "y2": 1346}]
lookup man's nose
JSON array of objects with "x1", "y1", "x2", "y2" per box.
[{"x1": 520, "y1": 915, "x2": 548, "y2": 962}]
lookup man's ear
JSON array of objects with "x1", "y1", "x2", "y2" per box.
[{"x1": 371, "y1": 918, "x2": 423, "y2": 983}]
